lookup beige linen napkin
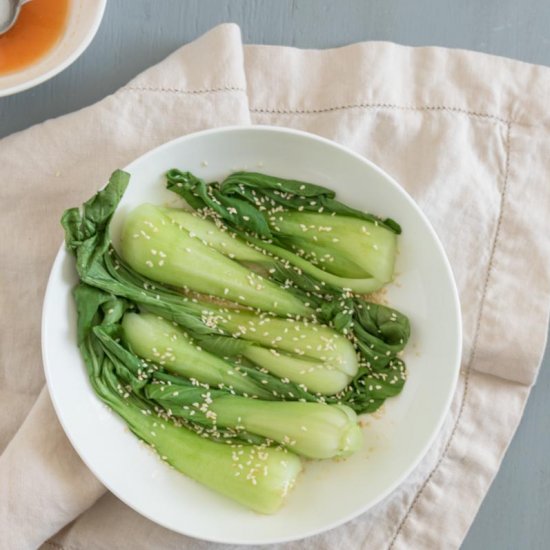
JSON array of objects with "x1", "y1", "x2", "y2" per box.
[{"x1": 1, "y1": 24, "x2": 549, "y2": 550}]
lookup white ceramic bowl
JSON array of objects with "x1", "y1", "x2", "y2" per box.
[
  {"x1": 0, "y1": 0, "x2": 106, "y2": 97},
  {"x1": 42, "y1": 126, "x2": 462, "y2": 544}
]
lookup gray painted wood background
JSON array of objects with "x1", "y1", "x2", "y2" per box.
[{"x1": 1, "y1": 1, "x2": 549, "y2": 548}]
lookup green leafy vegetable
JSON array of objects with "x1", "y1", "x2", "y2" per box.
[
  {"x1": 101, "y1": 308, "x2": 362, "y2": 458},
  {"x1": 120, "y1": 204, "x2": 311, "y2": 317},
  {"x1": 166, "y1": 169, "x2": 400, "y2": 293},
  {"x1": 161, "y1": 207, "x2": 269, "y2": 265},
  {"x1": 146, "y1": 380, "x2": 363, "y2": 459},
  {"x1": 166, "y1": 170, "x2": 401, "y2": 235},
  {"x1": 61, "y1": 168, "x2": 413, "y2": 515},
  {"x1": 123, "y1": 309, "x2": 358, "y2": 396},
  {"x1": 121, "y1": 312, "x2": 273, "y2": 399},
  {"x1": 196, "y1": 307, "x2": 359, "y2": 395},
  {"x1": 74, "y1": 283, "x2": 302, "y2": 514},
  {"x1": 62, "y1": 170, "x2": 410, "y2": 415},
  {"x1": 271, "y1": 263, "x2": 410, "y2": 369}
]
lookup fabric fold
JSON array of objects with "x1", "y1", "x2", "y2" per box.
[
  {"x1": 0, "y1": 24, "x2": 251, "y2": 550},
  {"x1": 245, "y1": 41, "x2": 550, "y2": 128},
  {"x1": 1, "y1": 23, "x2": 549, "y2": 550},
  {"x1": 246, "y1": 41, "x2": 550, "y2": 386},
  {"x1": 0, "y1": 389, "x2": 104, "y2": 550}
]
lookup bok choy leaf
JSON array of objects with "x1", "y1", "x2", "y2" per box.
[
  {"x1": 74, "y1": 282, "x2": 302, "y2": 514},
  {"x1": 166, "y1": 169, "x2": 400, "y2": 293}
]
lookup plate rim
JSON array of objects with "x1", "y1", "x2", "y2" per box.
[{"x1": 41, "y1": 124, "x2": 462, "y2": 544}]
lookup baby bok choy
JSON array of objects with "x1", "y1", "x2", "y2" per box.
[
  {"x1": 166, "y1": 170, "x2": 401, "y2": 294},
  {"x1": 122, "y1": 310, "x2": 359, "y2": 395},
  {"x1": 61, "y1": 168, "x2": 412, "y2": 516},
  {"x1": 121, "y1": 311, "x2": 274, "y2": 399},
  {"x1": 74, "y1": 283, "x2": 302, "y2": 514},
  {"x1": 62, "y1": 170, "x2": 410, "y2": 416},
  {"x1": 146, "y1": 380, "x2": 363, "y2": 459},
  {"x1": 98, "y1": 314, "x2": 362, "y2": 459},
  {"x1": 120, "y1": 204, "x2": 310, "y2": 318}
]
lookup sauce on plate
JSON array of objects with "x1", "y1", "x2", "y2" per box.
[{"x1": 0, "y1": 0, "x2": 70, "y2": 75}]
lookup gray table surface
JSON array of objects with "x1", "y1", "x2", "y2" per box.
[{"x1": 2, "y1": 1, "x2": 549, "y2": 548}]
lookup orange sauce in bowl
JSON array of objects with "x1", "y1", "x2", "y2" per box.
[{"x1": 0, "y1": 0, "x2": 70, "y2": 75}]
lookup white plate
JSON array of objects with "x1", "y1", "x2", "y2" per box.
[
  {"x1": 0, "y1": 0, "x2": 106, "y2": 97},
  {"x1": 42, "y1": 126, "x2": 461, "y2": 544}
]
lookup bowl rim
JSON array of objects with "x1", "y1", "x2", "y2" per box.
[
  {"x1": 0, "y1": 0, "x2": 107, "y2": 97},
  {"x1": 42, "y1": 124, "x2": 462, "y2": 544}
]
